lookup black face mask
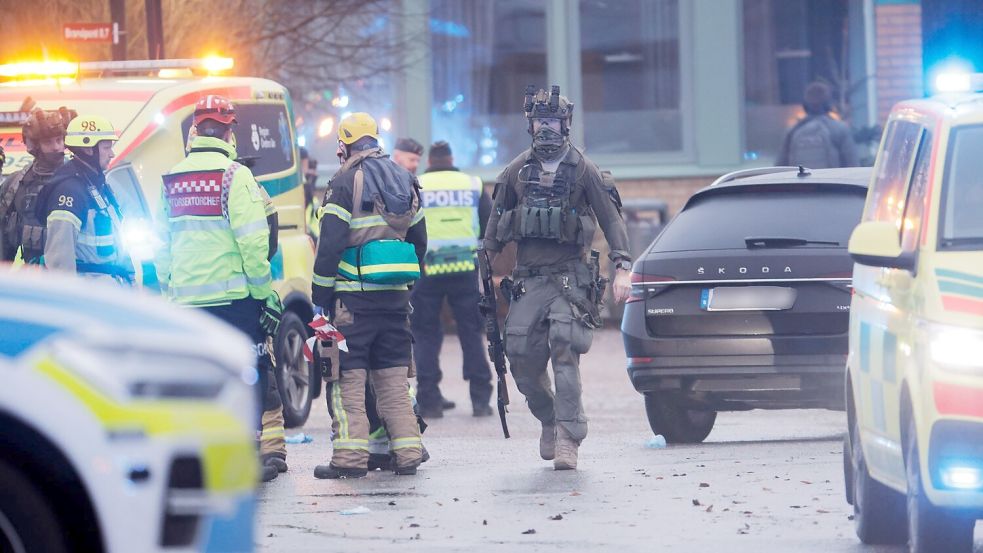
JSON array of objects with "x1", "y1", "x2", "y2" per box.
[
  {"x1": 32, "y1": 150, "x2": 66, "y2": 175},
  {"x1": 532, "y1": 126, "x2": 566, "y2": 161}
]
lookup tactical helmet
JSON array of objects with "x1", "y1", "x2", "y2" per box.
[
  {"x1": 193, "y1": 95, "x2": 237, "y2": 126},
  {"x1": 21, "y1": 107, "x2": 75, "y2": 152},
  {"x1": 338, "y1": 112, "x2": 379, "y2": 145},
  {"x1": 523, "y1": 85, "x2": 574, "y2": 136},
  {"x1": 64, "y1": 115, "x2": 118, "y2": 148}
]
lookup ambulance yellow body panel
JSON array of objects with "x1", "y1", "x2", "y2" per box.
[
  {"x1": 845, "y1": 89, "x2": 983, "y2": 550},
  {"x1": 0, "y1": 62, "x2": 319, "y2": 425}
]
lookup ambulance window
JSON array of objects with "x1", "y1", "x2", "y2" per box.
[
  {"x1": 105, "y1": 165, "x2": 148, "y2": 218},
  {"x1": 900, "y1": 131, "x2": 931, "y2": 253},
  {"x1": 181, "y1": 103, "x2": 296, "y2": 179},
  {"x1": 865, "y1": 120, "x2": 924, "y2": 230},
  {"x1": 940, "y1": 124, "x2": 983, "y2": 249}
]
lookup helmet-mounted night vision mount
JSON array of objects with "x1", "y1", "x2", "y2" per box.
[{"x1": 523, "y1": 84, "x2": 574, "y2": 136}]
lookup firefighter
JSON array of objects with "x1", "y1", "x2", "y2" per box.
[
  {"x1": 312, "y1": 112, "x2": 426, "y2": 478},
  {"x1": 154, "y1": 95, "x2": 285, "y2": 482},
  {"x1": 37, "y1": 114, "x2": 133, "y2": 281},
  {"x1": 0, "y1": 107, "x2": 75, "y2": 263}
]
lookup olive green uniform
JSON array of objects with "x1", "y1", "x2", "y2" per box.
[{"x1": 483, "y1": 146, "x2": 630, "y2": 442}]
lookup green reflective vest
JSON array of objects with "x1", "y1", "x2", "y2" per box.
[
  {"x1": 418, "y1": 170, "x2": 481, "y2": 275},
  {"x1": 155, "y1": 136, "x2": 273, "y2": 306}
]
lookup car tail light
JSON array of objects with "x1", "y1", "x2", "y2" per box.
[
  {"x1": 627, "y1": 273, "x2": 674, "y2": 303},
  {"x1": 629, "y1": 356, "x2": 654, "y2": 364}
]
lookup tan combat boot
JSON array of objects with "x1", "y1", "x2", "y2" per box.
[
  {"x1": 540, "y1": 424, "x2": 556, "y2": 460},
  {"x1": 553, "y1": 426, "x2": 579, "y2": 470}
]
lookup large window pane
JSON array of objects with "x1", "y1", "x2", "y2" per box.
[
  {"x1": 743, "y1": 0, "x2": 849, "y2": 160},
  {"x1": 430, "y1": 0, "x2": 547, "y2": 169},
  {"x1": 579, "y1": 0, "x2": 682, "y2": 154}
]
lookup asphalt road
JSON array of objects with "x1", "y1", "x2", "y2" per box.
[{"x1": 256, "y1": 328, "x2": 976, "y2": 552}]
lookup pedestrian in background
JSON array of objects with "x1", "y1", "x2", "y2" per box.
[
  {"x1": 776, "y1": 81, "x2": 859, "y2": 169},
  {"x1": 411, "y1": 140, "x2": 494, "y2": 419},
  {"x1": 392, "y1": 137, "x2": 424, "y2": 175}
]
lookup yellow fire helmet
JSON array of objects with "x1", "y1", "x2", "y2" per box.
[
  {"x1": 64, "y1": 115, "x2": 118, "y2": 148},
  {"x1": 337, "y1": 112, "x2": 378, "y2": 145}
]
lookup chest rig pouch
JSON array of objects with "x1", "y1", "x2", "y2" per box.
[
  {"x1": 4, "y1": 169, "x2": 51, "y2": 263},
  {"x1": 496, "y1": 149, "x2": 595, "y2": 246}
]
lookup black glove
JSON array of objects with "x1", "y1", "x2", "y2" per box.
[
  {"x1": 260, "y1": 292, "x2": 283, "y2": 337},
  {"x1": 312, "y1": 286, "x2": 335, "y2": 320}
]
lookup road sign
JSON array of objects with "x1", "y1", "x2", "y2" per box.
[{"x1": 63, "y1": 23, "x2": 118, "y2": 44}]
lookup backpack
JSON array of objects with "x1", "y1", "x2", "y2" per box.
[{"x1": 786, "y1": 116, "x2": 838, "y2": 169}]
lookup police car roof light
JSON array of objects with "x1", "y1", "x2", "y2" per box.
[{"x1": 933, "y1": 71, "x2": 983, "y2": 94}]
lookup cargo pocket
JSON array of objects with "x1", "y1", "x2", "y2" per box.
[
  {"x1": 550, "y1": 313, "x2": 593, "y2": 355},
  {"x1": 316, "y1": 339, "x2": 341, "y2": 383},
  {"x1": 504, "y1": 325, "x2": 530, "y2": 357}
]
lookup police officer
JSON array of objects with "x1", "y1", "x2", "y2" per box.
[
  {"x1": 411, "y1": 140, "x2": 494, "y2": 418},
  {"x1": 312, "y1": 112, "x2": 426, "y2": 479},
  {"x1": 484, "y1": 86, "x2": 632, "y2": 470},
  {"x1": 0, "y1": 107, "x2": 75, "y2": 263},
  {"x1": 155, "y1": 95, "x2": 285, "y2": 483},
  {"x1": 37, "y1": 114, "x2": 132, "y2": 281}
]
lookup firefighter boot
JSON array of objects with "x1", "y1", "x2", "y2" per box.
[
  {"x1": 553, "y1": 426, "x2": 579, "y2": 471},
  {"x1": 317, "y1": 369, "x2": 370, "y2": 478},
  {"x1": 540, "y1": 423, "x2": 556, "y2": 460},
  {"x1": 370, "y1": 367, "x2": 423, "y2": 475}
]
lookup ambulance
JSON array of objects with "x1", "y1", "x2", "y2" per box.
[
  {"x1": 0, "y1": 58, "x2": 319, "y2": 427},
  {"x1": 0, "y1": 269, "x2": 257, "y2": 552},
  {"x1": 844, "y1": 75, "x2": 983, "y2": 552}
]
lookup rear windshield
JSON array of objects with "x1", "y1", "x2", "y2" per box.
[{"x1": 654, "y1": 186, "x2": 866, "y2": 252}]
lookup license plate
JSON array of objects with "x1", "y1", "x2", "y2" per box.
[{"x1": 700, "y1": 286, "x2": 797, "y2": 311}]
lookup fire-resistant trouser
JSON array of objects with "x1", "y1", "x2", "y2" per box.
[
  {"x1": 200, "y1": 298, "x2": 286, "y2": 460},
  {"x1": 502, "y1": 264, "x2": 595, "y2": 442},
  {"x1": 327, "y1": 311, "x2": 422, "y2": 470},
  {"x1": 410, "y1": 270, "x2": 493, "y2": 410}
]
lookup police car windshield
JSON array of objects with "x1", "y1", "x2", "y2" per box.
[{"x1": 941, "y1": 125, "x2": 983, "y2": 249}]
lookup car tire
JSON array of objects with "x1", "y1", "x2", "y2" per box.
[
  {"x1": 905, "y1": 416, "x2": 975, "y2": 553},
  {"x1": 275, "y1": 311, "x2": 315, "y2": 428},
  {"x1": 643, "y1": 393, "x2": 716, "y2": 443},
  {"x1": 851, "y1": 416, "x2": 907, "y2": 544},
  {"x1": 0, "y1": 458, "x2": 69, "y2": 553}
]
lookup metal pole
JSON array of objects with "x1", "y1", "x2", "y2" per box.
[
  {"x1": 109, "y1": 0, "x2": 126, "y2": 61},
  {"x1": 145, "y1": 0, "x2": 165, "y2": 60}
]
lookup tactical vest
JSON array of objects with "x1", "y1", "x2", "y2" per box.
[
  {"x1": 336, "y1": 154, "x2": 422, "y2": 287},
  {"x1": 418, "y1": 170, "x2": 482, "y2": 276},
  {"x1": 493, "y1": 148, "x2": 596, "y2": 247},
  {"x1": 0, "y1": 167, "x2": 53, "y2": 263}
]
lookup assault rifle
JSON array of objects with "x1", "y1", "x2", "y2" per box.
[{"x1": 477, "y1": 246, "x2": 511, "y2": 438}]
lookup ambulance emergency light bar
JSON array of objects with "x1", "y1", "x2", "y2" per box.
[{"x1": 0, "y1": 57, "x2": 234, "y2": 79}]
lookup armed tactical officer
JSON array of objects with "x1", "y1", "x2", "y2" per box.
[
  {"x1": 312, "y1": 112, "x2": 427, "y2": 479},
  {"x1": 155, "y1": 96, "x2": 285, "y2": 483},
  {"x1": 0, "y1": 107, "x2": 75, "y2": 263},
  {"x1": 483, "y1": 86, "x2": 632, "y2": 470}
]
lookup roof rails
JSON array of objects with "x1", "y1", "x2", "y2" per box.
[{"x1": 709, "y1": 166, "x2": 802, "y2": 187}]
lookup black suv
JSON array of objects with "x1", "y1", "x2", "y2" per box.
[{"x1": 621, "y1": 167, "x2": 869, "y2": 443}]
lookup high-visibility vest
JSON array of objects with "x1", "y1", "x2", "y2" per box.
[
  {"x1": 418, "y1": 170, "x2": 481, "y2": 276},
  {"x1": 155, "y1": 136, "x2": 273, "y2": 306}
]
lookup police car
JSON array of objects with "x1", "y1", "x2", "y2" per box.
[
  {"x1": 844, "y1": 74, "x2": 983, "y2": 552},
  {"x1": 0, "y1": 58, "x2": 318, "y2": 426},
  {"x1": 0, "y1": 269, "x2": 257, "y2": 553}
]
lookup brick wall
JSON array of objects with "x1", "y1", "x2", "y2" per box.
[{"x1": 875, "y1": 2, "x2": 924, "y2": 122}]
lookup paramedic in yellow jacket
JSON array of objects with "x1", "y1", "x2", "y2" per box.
[{"x1": 155, "y1": 95, "x2": 286, "y2": 482}]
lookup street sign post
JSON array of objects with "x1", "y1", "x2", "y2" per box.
[{"x1": 63, "y1": 23, "x2": 119, "y2": 44}]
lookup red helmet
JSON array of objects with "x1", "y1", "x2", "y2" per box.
[{"x1": 193, "y1": 95, "x2": 237, "y2": 126}]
